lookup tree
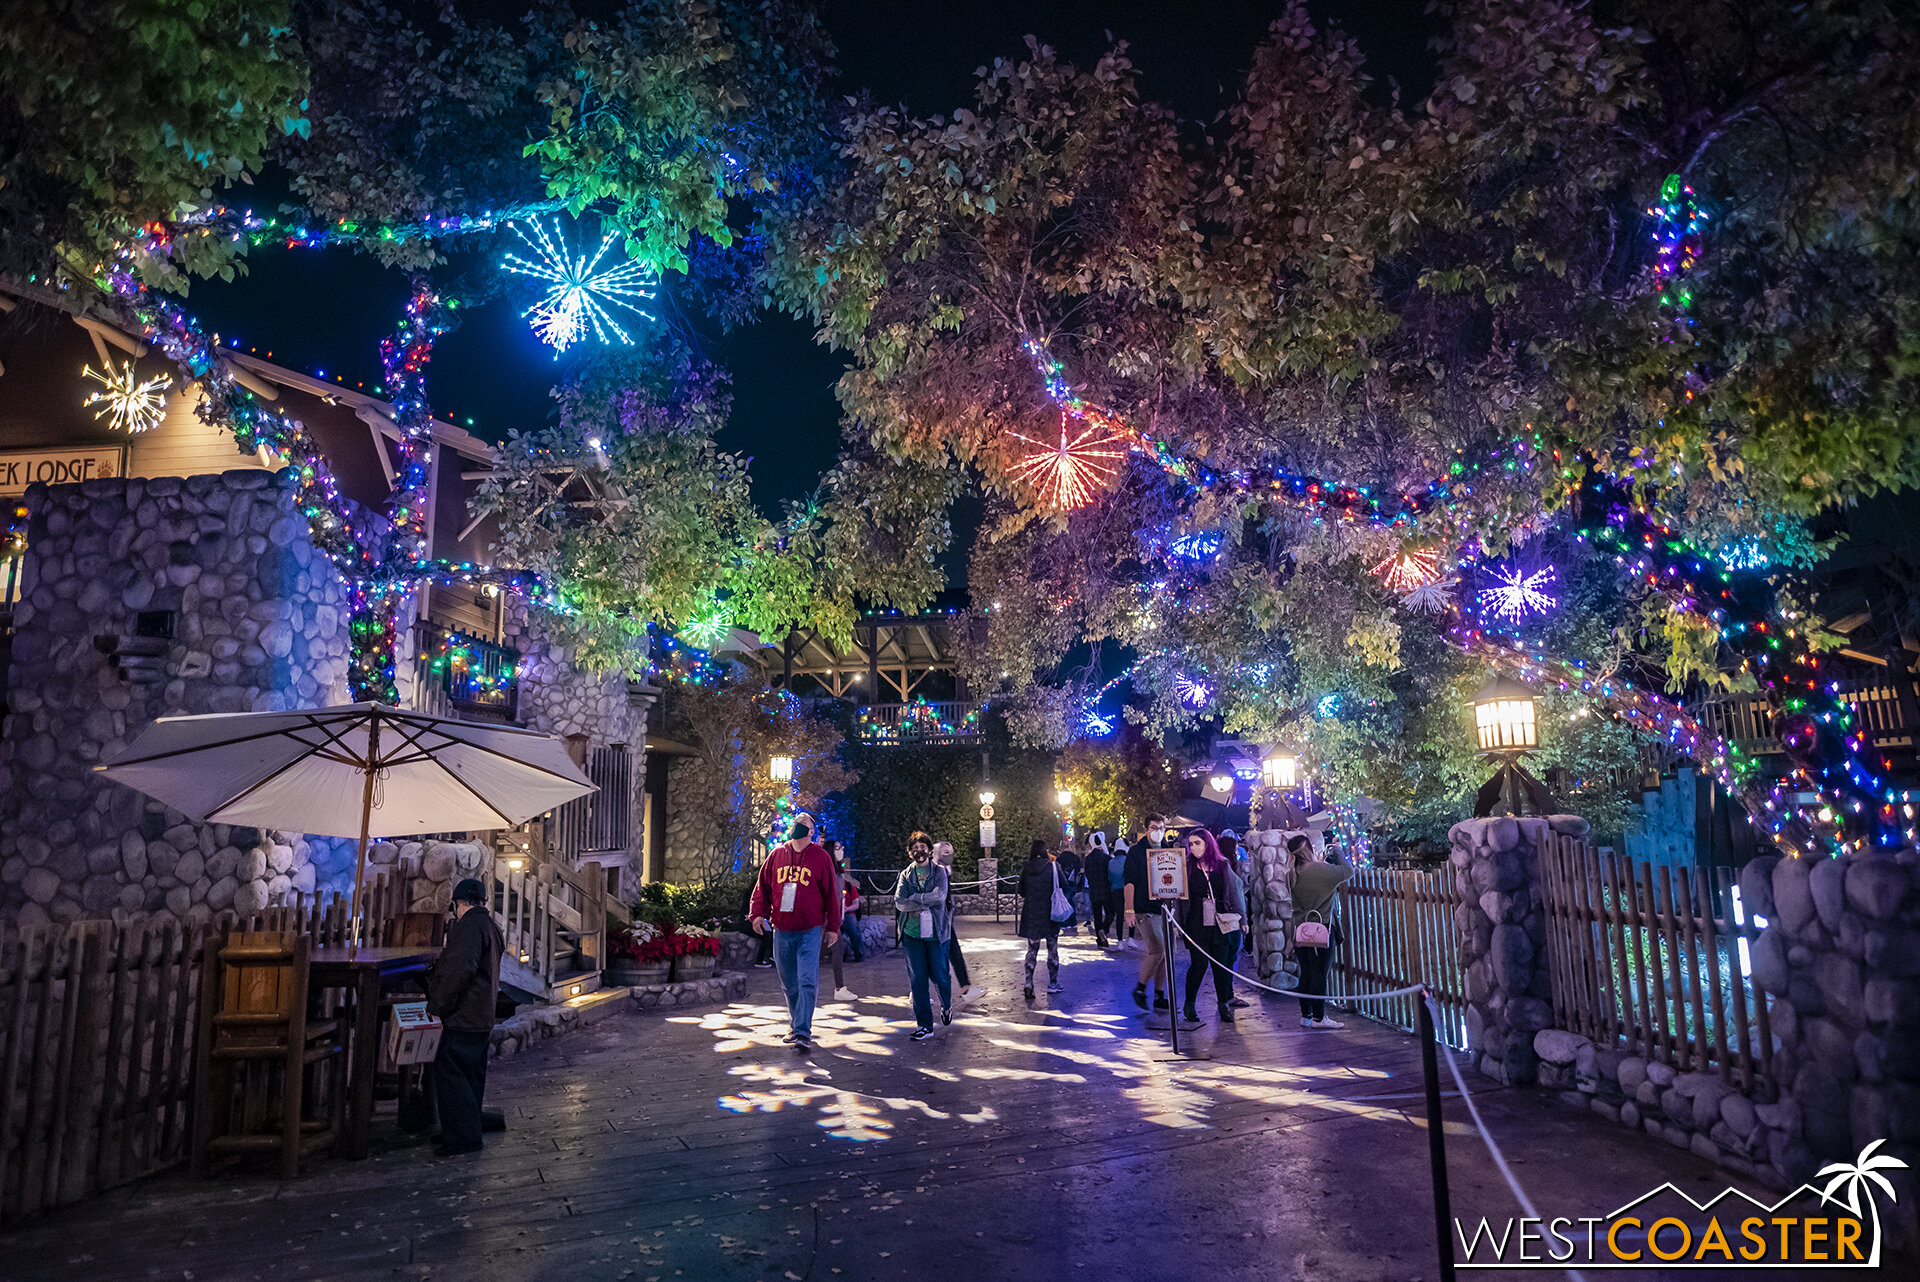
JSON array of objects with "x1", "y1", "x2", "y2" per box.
[
  {"x1": 662, "y1": 680, "x2": 855, "y2": 884},
  {"x1": 1052, "y1": 727, "x2": 1182, "y2": 840},
  {"x1": 0, "y1": 0, "x2": 308, "y2": 287}
]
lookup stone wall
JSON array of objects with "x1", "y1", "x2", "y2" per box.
[
  {"x1": 1455, "y1": 816, "x2": 1920, "y2": 1242},
  {"x1": 501, "y1": 604, "x2": 649, "y2": 867},
  {"x1": 663, "y1": 753, "x2": 726, "y2": 882},
  {"x1": 363, "y1": 838, "x2": 491, "y2": 912},
  {"x1": 1, "y1": 471, "x2": 356, "y2": 929}
]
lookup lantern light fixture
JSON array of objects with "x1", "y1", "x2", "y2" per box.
[{"x1": 770, "y1": 755, "x2": 794, "y2": 783}]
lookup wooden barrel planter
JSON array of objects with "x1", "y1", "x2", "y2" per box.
[
  {"x1": 607, "y1": 960, "x2": 670, "y2": 987},
  {"x1": 671, "y1": 952, "x2": 717, "y2": 982}
]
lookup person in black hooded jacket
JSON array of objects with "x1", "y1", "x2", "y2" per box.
[{"x1": 425, "y1": 877, "x2": 504, "y2": 1156}]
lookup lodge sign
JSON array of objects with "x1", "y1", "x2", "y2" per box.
[{"x1": 0, "y1": 447, "x2": 129, "y2": 495}]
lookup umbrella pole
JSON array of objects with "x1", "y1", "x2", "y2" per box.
[{"x1": 346, "y1": 716, "x2": 381, "y2": 956}]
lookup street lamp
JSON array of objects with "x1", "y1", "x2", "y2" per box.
[
  {"x1": 1262, "y1": 746, "x2": 1299, "y2": 789},
  {"x1": 769, "y1": 754, "x2": 794, "y2": 783},
  {"x1": 1056, "y1": 788, "x2": 1074, "y2": 809},
  {"x1": 979, "y1": 789, "x2": 995, "y2": 806},
  {"x1": 1208, "y1": 772, "x2": 1234, "y2": 796},
  {"x1": 1470, "y1": 675, "x2": 1550, "y2": 816}
]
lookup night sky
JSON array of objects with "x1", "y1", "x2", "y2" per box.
[{"x1": 187, "y1": 1, "x2": 1436, "y2": 516}]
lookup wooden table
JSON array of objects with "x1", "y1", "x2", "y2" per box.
[{"x1": 307, "y1": 946, "x2": 440, "y2": 1158}]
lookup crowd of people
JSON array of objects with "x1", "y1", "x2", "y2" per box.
[{"x1": 746, "y1": 810, "x2": 1355, "y2": 1047}]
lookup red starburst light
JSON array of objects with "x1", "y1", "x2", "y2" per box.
[
  {"x1": 1006, "y1": 413, "x2": 1126, "y2": 510},
  {"x1": 1371, "y1": 546, "x2": 1443, "y2": 593}
]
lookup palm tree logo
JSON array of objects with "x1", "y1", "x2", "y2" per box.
[{"x1": 1817, "y1": 1139, "x2": 1909, "y2": 1267}]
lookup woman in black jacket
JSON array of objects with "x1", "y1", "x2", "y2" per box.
[
  {"x1": 1016, "y1": 839, "x2": 1064, "y2": 1001},
  {"x1": 1179, "y1": 828, "x2": 1238, "y2": 1027}
]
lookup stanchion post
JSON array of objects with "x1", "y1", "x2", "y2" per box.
[
  {"x1": 1162, "y1": 903, "x2": 1179, "y2": 1056},
  {"x1": 1417, "y1": 989, "x2": 1457, "y2": 1282}
]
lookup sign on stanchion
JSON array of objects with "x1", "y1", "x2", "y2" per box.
[{"x1": 1145, "y1": 847, "x2": 1197, "y2": 1058}]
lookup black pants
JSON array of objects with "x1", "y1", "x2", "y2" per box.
[
  {"x1": 1089, "y1": 891, "x2": 1115, "y2": 938},
  {"x1": 1297, "y1": 944, "x2": 1332, "y2": 1021},
  {"x1": 432, "y1": 1028, "x2": 491, "y2": 1148},
  {"x1": 755, "y1": 927, "x2": 774, "y2": 965},
  {"x1": 1183, "y1": 925, "x2": 1235, "y2": 1012},
  {"x1": 947, "y1": 931, "x2": 970, "y2": 987}
]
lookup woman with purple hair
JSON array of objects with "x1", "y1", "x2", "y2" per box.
[{"x1": 1179, "y1": 827, "x2": 1238, "y2": 1026}]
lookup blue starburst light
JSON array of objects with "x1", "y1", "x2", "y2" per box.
[{"x1": 503, "y1": 218, "x2": 658, "y2": 352}]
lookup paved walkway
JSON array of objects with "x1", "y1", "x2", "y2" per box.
[{"x1": 9, "y1": 920, "x2": 1788, "y2": 1280}]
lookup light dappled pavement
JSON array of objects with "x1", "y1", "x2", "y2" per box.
[{"x1": 4, "y1": 920, "x2": 1862, "y2": 1281}]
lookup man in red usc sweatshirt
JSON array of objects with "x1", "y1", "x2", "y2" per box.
[{"x1": 749, "y1": 816, "x2": 842, "y2": 1048}]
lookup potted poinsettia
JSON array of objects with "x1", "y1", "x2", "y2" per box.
[
  {"x1": 669, "y1": 925, "x2": 722, "y2": 981},
  {"x1": 606, "y1": 921, "x2": 670, "y2": 987}
]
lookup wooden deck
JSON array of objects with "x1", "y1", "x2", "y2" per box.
[{"x1": 4, "y1": 924, "x2": 1755, "y2": 1280}]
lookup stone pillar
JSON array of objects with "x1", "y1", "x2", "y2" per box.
[
  {"x1": 1243, "y1": 827, "x2": 1297, "y2": 985},
  {"x1": 1449, "y1": 814, "x2": 1589, "y2": 1085},
  {"x1": 1741, "y1": 847, "x2": 1920, "y2": 1196}
]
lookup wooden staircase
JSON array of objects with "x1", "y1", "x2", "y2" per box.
[{"x1": 493, "y1": 858, "x2": 622, "y2": 1002}]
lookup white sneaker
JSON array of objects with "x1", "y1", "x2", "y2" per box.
[
  {"x1": 958, "y1": 986, "x2": 981, "y2": 1004},
  {"x1": 833, "y1": 986, "x2": 856, "y2": 1001},
  {"x1": 1313, "y1": 1016, "x2": 1346, "y2": 1030},
  {"x1": 1300, "y1": 1017, "x2": 1316, "y2": 1029}
]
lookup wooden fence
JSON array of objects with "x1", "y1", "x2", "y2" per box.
[
  {"x1": 1327, "y1": 863, "x2": 1469, "y2": 1048},
  {"x1": 0, "y1": 919, "x2": 210, "y2": 1224},
  {"x1": 1536, "y1": 831, "x2": 1772, "y2": 1091},
  {"x1": 0, "y1": 872, "x2": 432, "y2": 1224}
]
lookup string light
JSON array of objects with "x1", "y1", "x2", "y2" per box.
[
  {"x1": 501, "y1": 217, "x2": 658, "y2": 352},
  {"x1": 81, "y1": 360, "x2": 172, "y2": 433}
]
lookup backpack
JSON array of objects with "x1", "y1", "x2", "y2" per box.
[{"x1": 1107, "y1": 853, "x2": 1128, "y2": 893}]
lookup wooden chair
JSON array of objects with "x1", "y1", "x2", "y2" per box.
[{"x1": 189, "y1": 930, "x2": 342, "y2": 1179}]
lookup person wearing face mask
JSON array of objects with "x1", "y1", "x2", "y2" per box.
[
  {"x1": 895, "y1": 832, "x2": 953, "y2": 1040},
  {"x1": 931, "y1": 840, "x2": 980, "y2": 1003},
  {"x1": 1178, "y1": 828, "x2": 1238, "y2": 1027},
  {"x1": 748, "y1": 815, "x2": 842, "y2": 1049},
  {"x1": 1016, "y1": 839, "x2": 1066, "y2": 1000},
  {"x1": 1121, "y1": 814, "x2": 1175, "y2": 1012}
]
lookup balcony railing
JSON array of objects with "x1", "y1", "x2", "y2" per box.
[
  {"x1": 1692, "y1": 681, "x2": 1916, "y2": 756},
  {"x1": 857, "y1": 699, "x2": 983, "y2": 745},
  {"x1": 414, "y1": 623, "x2": 521, "y2": 721}
]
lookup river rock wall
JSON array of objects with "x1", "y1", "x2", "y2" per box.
[{"x1": 1, "y1": 470, "x2": 356, "y2": 929}]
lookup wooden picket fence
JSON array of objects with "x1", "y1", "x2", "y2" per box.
[
  {"x1": 0, "y1": 871, "x2": 429, "y2": 1224},
  {"x1": 1536, "y1": 831, "x2": 1772, "y2": 1091},
  {"x1": 1327, "y1": 863, "x2": 1469, "y2": 1048}
]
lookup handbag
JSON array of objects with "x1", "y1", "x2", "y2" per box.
[
  {"x1": 1295, "y1": 909, "x2": 1331, "y2": 948},
  {"x1": 1216, "y1": 913, "x2": 1242, "y2": 933},
  {"x1": 1049, "y1": 863, "x2": 1074, "y2": 923}
]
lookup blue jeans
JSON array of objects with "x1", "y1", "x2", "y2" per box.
[
  {"x1": 900, "y1": 934, "x2": 950, "y2": 1030},
  {"x1": 773, "y1": 926, "x2": 824, "y2": 1036}
]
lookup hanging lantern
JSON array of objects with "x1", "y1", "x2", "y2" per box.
[
  {"x1": 1473, "y1": 676, "x2": 1539, "y2": 754},
  {"x1": 770, "y1": 755, "x2": 794, "y2": 783}
]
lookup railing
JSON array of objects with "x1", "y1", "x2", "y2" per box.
[
  {"x1": 491, "y1": 858, "x2": 608, "y2": 999},
  {"x1": 856, "y1": 699, "x2": 983, "y2": 745},
  {"x1": 412, "y1": 623, "x2": 520, "y2": 721},
  {"x1": 551, "y1": 744, "x2": 631, "y2": 862},
  {"x1": 1327, "y1": 863, "x2": 1469, "y2": 1048},
  {"x1": 1536, "y1": 831, "x2": 1772, "y2": 1091},
  {"x1": 1692, "y1": 681, "x2": 1915, "y2": 756}
]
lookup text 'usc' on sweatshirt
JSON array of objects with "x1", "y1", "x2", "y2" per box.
[{"x1": 748, "y1": 841, "x2": 844, "y2": 934}]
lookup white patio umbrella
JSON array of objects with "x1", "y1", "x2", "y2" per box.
[{"x1": 97, "y1": 703, "x2": 596, "y2": 943}]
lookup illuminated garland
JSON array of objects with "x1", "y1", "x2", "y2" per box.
[
  {"x1": 1651, "y1": 174, "x2": 1706, "y2": 315},
  {"x1": 856, "y1": 696, "x2": 982, "y2": 744},
  {"x1": 642, "y1": 624, "x2": 726, "y2": 686}
]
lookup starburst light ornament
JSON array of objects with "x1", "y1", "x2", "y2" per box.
[
  {"x1": 681, "y1": 602, "x2": 735, "y2": 648},
  {"x1": 1080, "y1": 707, "x2": 1117, "y2": 736},
  {"x1": 82, "y1": 360, "x2": 172, "y2": 433},
  {"x1": 1400, "y1": 576, "x2": 1458, "y2": 615},
  {"x1": 502, "y1": 218, "x2": 658, "y2": 352},
  {"x1": 1479, "y1": 565, "x2": 1557, "y2": 622},
  {"x1": 1172, "y1": 671, "x2": 1212, "y2": 709},
  {"x1": 1006, "y1": 412, "x2": 1126, "y2": 511},
  {"x1": 1371, "y1": 545, "x2": 1442, "y2": 593}
]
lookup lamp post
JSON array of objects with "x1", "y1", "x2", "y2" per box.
[
  {"x1": 1470, "y1": 676, "x2": 1551, "y2": 816},
  {"x1": 769, "y1": 755, "x2": 794, "y2": 783}
]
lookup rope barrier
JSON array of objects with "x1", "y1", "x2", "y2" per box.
[
  {"x1": 1423, "y1": 992, "x2": 1589, "y2": 1282},
  {"x1": 1165, "y1": 913, "x2": 1426, "y2": 1004}
]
